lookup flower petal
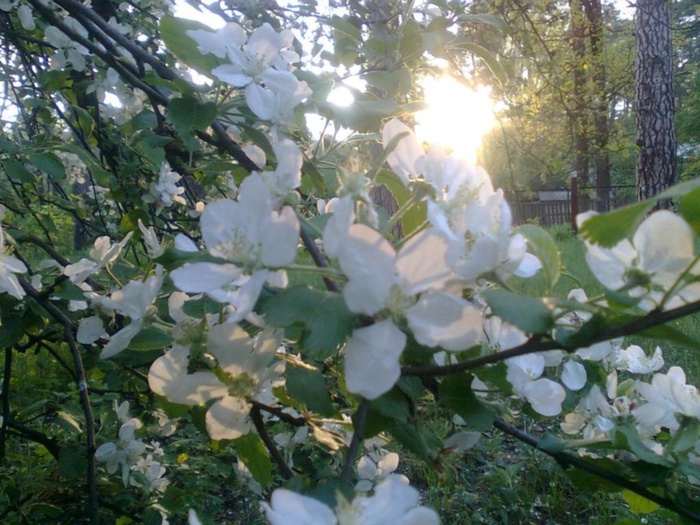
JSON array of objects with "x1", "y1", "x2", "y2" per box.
[{"x1": 344, "y1": 320, "x2": 406, "y2": 400}]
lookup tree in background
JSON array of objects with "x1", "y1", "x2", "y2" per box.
[{"x1": 635, "y1": 0, "x2": 677, "y2": 203}]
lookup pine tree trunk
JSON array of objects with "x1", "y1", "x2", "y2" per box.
[{"x1": 635, "y1": 0, "x2": 677, "y2": 205}]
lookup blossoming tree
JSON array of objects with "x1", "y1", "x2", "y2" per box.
[{"x1": 1, "y1": 1, "x2": 700, "y2": 523}]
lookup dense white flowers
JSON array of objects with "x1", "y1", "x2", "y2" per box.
[
  {"x1": 187, "y1": 22, "x2": 310, "y2": 136},
  {"x1": 382, "y1": 118, "x2": 541, "y2": 282}
]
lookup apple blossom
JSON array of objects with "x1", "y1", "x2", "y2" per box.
[
  {"x1": 170, "y1": 173, "x2": 299, "y2": 323},
  {"x1": 63, "y1": 231, "x2": 134, "y2": 284},
  {"x1": 0, "y1": 214, "x2": 27, "y2": 300},
  {"x1": 261, "y1": 475, "x2": 440, "y2": 525},
  {"x1": 148, "y1": 324, "x2": 285, "y2": 440},
  {"x1": 579, "y1": 210, "x2": 700, "y2": 311},
  {"x1": 91, "y1": 265, "x2": 164, "y2": 358},
  {"x1": 635, "y1": 366, "x2": 700, "y2": 433}
]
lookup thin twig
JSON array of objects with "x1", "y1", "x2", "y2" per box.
[
  {"x1": 250, "y1": 404, "x2": 294, "y2": 479},
  {"x1": 403, "y1": 299, "x2": 700, "y2": 377},
  {"x1": 340, "y1": 399, "x2": 370, "y2": 485},
  {"x1": 493, "y1": 418, "x2": 700, "y2": 523}
]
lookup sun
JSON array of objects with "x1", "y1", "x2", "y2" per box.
[{"x1": 414, "y1": 76, "x2": 496, "y2": 164}]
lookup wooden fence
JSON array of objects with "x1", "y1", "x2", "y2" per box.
[{"x1": 510, "y1": 182, "x2": 636, "y2": 228}]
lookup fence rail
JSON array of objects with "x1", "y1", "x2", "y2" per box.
[{"x1": 509, "y1": 182, "x2": 636, "y2": 227}]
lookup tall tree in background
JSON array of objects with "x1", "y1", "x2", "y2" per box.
[{"x1": 635, "y1": 0, "x2": 677, "y2": 202}]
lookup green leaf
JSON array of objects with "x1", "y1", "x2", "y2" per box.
[
  {"x1": 457, "y1": 13, "x2": 508, "y2": 30},
  {"x1": 578, "y1": 201, "x2": 652, "y2": 248},
  {"x1": 361, "y1": 70, "x2": 412, "y2": 97},
  {"x1": 262, "y1": 285, "x2": 354, "y2": 360},
  {"x1": 286, "y1": 365, "x2": 335, "y2": 416},
  {"x1": 375, "y1": 169, "x2": 427, "y2": 237},
  {"x1": 1, "y1": 159, "x2": 33, "y2": 183},
  {"x1": 234, "y1": 433, "x2": 273, "y2": 486},
  {"x1": 159, "y1": 15, "x2": 221, "y2": 75},
  {"x1": 483, "y1": 289, "x2": 553, "y2": 334},
  {"x1": 239, "y1": 123, "x2": 274, "y2": 160},
  {"x1": 28, "y1": 152, "x2": 65, "y2": 181},
  {"x1": 668, "y1": 418, "x2": 700, "y2": 453},
  {"x1": 622, "y1": 490, "x2": 660, "y2": 514},
  {"x1": 566, "y1": 457, "x2": 626, "y2": 493},
  {"x1": 56, "y1": 411, "x2": 82, "y2": 434},
  {"x1": 439, "y1": 374, "x2": 495, "y2": 431},
  {"x1": 680, "y1": 186, "x2": 700, "y2": 235},
  {"x1": 515, "y1": 224, "x2": 561, "y2": 289},
  {"x1": 128, "y1": 328, "x2": 172, "y2": 351},
  {"x1": 142, "y1": 508, "x2": 164, "y2": 525},
  {"x1": 59, "y1": 443, "x2": 86, "y2": 481},
  {"x1": 389, "y1": 421, "x2": 441, "y2": 460},
  {"x1": 452, "y1": 42, "x2": 507, "y2": 85},
  {"x1": 321, "y1": 17, "x2": 361, "y2": 42},
  {"x1": 612, "y1": 425, "x2": 673, "y2": 466},
  {"x1": 580, "y1": 178, "x2": 700, "y2": 248},
  {"x1": 329, "y1": 95, "x2": 399, "y2": 132},
  {"x1": 302, "y1": 159, "x2": 327, "y2": 194},
  {"x1": 168, "y1": 96, "x2": 217, "y2": 132}
]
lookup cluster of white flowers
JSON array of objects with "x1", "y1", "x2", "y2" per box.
[
  {"x1": 95, "y1": 402, "x2": 168, "y2": 492},
  {"x1": 186, "y1": 21, "x2": 311, "y2": 138},
  {"x1": 148, "y1": 324, "x2": 285, "y2": 440},
  {"x1": 143, "y1": 163, "x2": 187, "y2": 214}
]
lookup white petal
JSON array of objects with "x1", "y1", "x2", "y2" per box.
[
  {"x1": 405, "y1": 291, "x2": 483, "y2": 351},
  {"x1": 100, "y1": 321, "x2": 143, "y2": 359},
  {"x1": 339, "y1": 225, "x2": 395, "y2": 315},
  {"x1": 396, "y1": 229, "x2": 460, "y2": 295},
  {"x1": 561, "y1": 360, "x2": 587, "y2": 391},
  {"x1": 206, "y1": 396, "x2": 252, "y2": 440},
  {"x1": 170, "y1": 262, "x2": 243, "y2": 293},
  {"x1": 344, "y1": 320, "x2": 406, "y2": 400},
  {"x1": 261, "y1": 489, "x2": 336, "y2": 525},
  {"x1": 635, "y1": 211, "x2": 695, "y2": 277},
  {"x1": 523, "y1": 379, "x2": 566, "y2": 416},
  {"x1": 245, "y1": 83, "x2": 278, "y2": 121},
  {"x1": 382, "y1": 119, "x2": 422, "y2": 184},
  {"x1": 77, "y1": 316, "x2": 104, "y2": 344},
  {"x1": 260, "y1": 206, "x2": 299, "y2": 267}
]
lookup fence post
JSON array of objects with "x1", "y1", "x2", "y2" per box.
[{"x1": 570, "y1": 176, "x2": 579, "y2": 232}]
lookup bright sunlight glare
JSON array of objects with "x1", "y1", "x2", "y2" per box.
[
  {"x1": 415, "y1": 76, "x2": 496, "y2": 164},
  {"x1": 327, "y1": 86, "x2": 354, "y2": 107}
]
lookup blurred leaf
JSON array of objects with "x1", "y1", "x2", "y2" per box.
[
  {"x1": 680, "y1": 186, "x2": 700, "y2": 235},
  {"x1": 59, "y1": 443, "x2": 86, "y2": 480},
  {"x1": 159, "y1": 16, "x2": 220, "y2": 75},
  {"x1": 375, "y1": 169, "x2": 427, "y2": 236},
  {"x1": 302, "y1": 159, "x2": 327, "y2": 194},
  {"x1": 452, "y1": 42, "x2": 507, "y2": 85},
  {"x1": 580, "y1": 178, "x2": 700, "y2": 247},
  {"x1": 439, "y1": 374, "x2": 495, "y2": 431},
  {"x1": 286, "y1": 365, "x2": 335, "y2": 416},
  {"x1": 516, "y1": 224, "x2": 561, "y2": 289},
  {"x1": 565, "y1": 457, "x2": 625, "y2": 492},
  {"x1": 483, "y1": 289, "x2": 553, "y2": 334},
  {"x1": 321, "y1": 17, "x2": 361, "y2": 42},
  {"x1": 128, "y1": 328, "x2": 172, "y2": 351},
  {"x1": 623, "y1": 490, "x2": 660, "y2": 515},
  {"x1": 168, "y1": 97, "x2": 217, "y2": 132},
  {"x1": 1, "y1": 159, "x2": 33, "y2": 183},
  {"x1": 56, "y1": 411, "x2": 82, "y2": 434},
  {"x1": 234, "y1": 433, "x2": 273, "y2": 486},
  {"x1": 361, "y1": 70, "x2": 412, "y2": 97},
  {"x1": 612, "y1": 425, "x2": 673, "y2": 466},
  {"x1": 28, "y1": 152, "x2": 65, "y2": 181},
  {"x1": 389, "y1": 421, "x2": 441, "y2": 460},
  {"x1": 262, "y1": 285, "x2": 354, "y2": 360},
  {"x1": 457, "y1": 13, "x2": 508, "y2": 30}
]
